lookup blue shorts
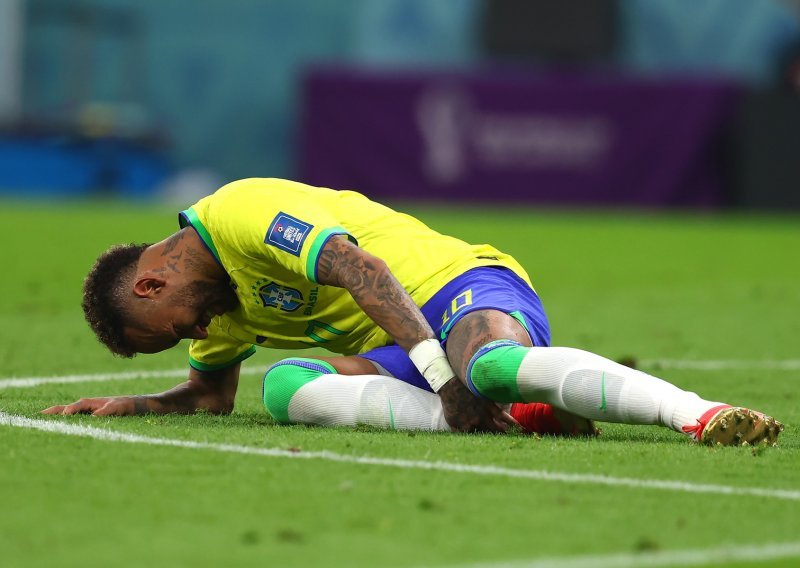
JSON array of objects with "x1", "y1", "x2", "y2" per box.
[{"x1": 359, "y1": 266, "x2": 550, "y2": 392}]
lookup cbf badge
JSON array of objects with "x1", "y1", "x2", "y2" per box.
[
  {"x1": 265, "y1": 212, "x2": 313, "y2": 256},
  {"x1": 252, "y1": 280, "x2": 304, "y2": 312}
]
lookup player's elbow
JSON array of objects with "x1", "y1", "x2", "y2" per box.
[{"x1": 347, "y1": 253, "x2": 391, "y2": 290}]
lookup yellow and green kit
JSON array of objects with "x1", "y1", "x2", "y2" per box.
[{"x1": 178, "y1": 177, "x2": 530, "y2": 371}]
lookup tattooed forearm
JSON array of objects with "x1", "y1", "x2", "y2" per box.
[
  {"x1": 130, "y1": 389, "x2": 203, "y2": 415},
  {"x1": 317, "y1": 237, "x2": 433, "y2": 351},
  {"x1": 316, "y1": 238, "x2": 510, "y2": 434}
]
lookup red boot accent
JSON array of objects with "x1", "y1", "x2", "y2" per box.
[
  {"x1": 681, "y1": 404, "x2": 732, "y2": 442},
  {"x1": 511, "y1": 403, "x2": 567, "y2": 435},
  {"x1": 510, "y1": 402, "x2": 598, "y2": 436}
]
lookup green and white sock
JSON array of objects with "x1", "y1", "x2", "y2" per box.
[
  {"x1": 466, "y1": 341, "x2": 722, "y2": 432},
  {"x1": 263, "y1": 358, "x2": 450, "y2": 431}
]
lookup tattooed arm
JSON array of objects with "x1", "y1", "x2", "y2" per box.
[
  {"x1": 42, "y1": 365, "x2": 240, "y2": 416},
  {"x1": 316, "y1": 236, "x2": 516, "y2": 433},
  {"x1": 317, "y1": 236, "x2": 432, "y2": 352}
]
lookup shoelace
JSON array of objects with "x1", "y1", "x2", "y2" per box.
[
  {"x1": 681, "y1": 420, "x2": 703, "y2": 441},
  {"x1": 680, "y1": 404, "x2": 731, "y2": 441}
]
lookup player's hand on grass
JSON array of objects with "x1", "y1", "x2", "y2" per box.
[
  {"x1": 42, "y1": 396, "x2": 143, "y2": 416},
  {"x1": 438, "y1": 379, "x2": 519, "y2": 433}
]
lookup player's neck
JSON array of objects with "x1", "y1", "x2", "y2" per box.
[
  {"x1": 145, "y1": 229, "x2": 227, "y2": 283},
  {"x1": 181, "y1": 228, "x2": 228, "y2": 281}
]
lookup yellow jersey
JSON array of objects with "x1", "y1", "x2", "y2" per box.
[{"x1": 178, "y1": 178, "x2": 531, "y2": 370}]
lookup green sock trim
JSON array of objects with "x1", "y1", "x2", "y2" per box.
[
  {"x1": 262, "y1": 358, "x2": 336, "y2": 423},
  {"x1": 467, "y1": 341, "x2": 527, "y2": 403}
]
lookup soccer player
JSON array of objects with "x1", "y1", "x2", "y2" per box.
[{"x1": 43, "y1": 178, "x2": 783, "y2": 446}]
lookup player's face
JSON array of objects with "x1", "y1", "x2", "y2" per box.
[{"x1": 125, "y1": 280, "x2": 237, "y2": 354}]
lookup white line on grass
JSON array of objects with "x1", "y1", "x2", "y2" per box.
[
  {"x1": 464, "y1": 540, "x2": 800, "y2": 568},
  {"x1": 1, "y1": 359, "x2": 798, "y2": 390},
  {"x1": 1, "y1": 411, "x2": 798, "y2": 503},
  {"x1": 0, "y1": 366, "x2": 266, "y2": 389},
  {"x1": 641, "y1": 359, "x2": 800, "y2": 371}
]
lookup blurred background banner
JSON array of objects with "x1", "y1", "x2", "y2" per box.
[
  {"x1": 1, "y1": 0, "x2": 800, "y2": 207},
  {"x1": 298, "y1": 68, "x2": 737, "y2": 207}
]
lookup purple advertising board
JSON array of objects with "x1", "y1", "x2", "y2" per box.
[{"x1": 298, "y1": 67, "x2": 739, "y2": 207}]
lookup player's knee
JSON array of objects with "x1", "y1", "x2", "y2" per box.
[
  {"x1": 262, "y1": 358, "x2": 336, "y2": 423},
  {"x1": 465, "y1": 340, "x2": 528, "y2": 402}
]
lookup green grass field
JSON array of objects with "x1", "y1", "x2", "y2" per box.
[{"x1": 1, "y1": 200, "x2": 798, "y2": 567}]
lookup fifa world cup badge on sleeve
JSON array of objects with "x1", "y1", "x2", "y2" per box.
[{"x1": 265, "y1": 212, "x2": 313, "y2": 256}]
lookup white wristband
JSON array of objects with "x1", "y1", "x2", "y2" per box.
[{"x1": 408, "y1": 339, "x2": 455, "y2": 393}]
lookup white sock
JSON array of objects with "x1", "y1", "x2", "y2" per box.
[
  {"x1": 287, "y1": 373, "x2": 451, "y2": 431},
  {"x1": 518, "y1": 347, "x2": 723, "y2": 431},
  {"x1": 469, "y1": 344, "x2": 723, "y2": 432}
]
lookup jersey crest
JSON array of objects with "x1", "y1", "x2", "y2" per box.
[{"x1": 256, "y1": 281, "x2": 304, "y2": 312}]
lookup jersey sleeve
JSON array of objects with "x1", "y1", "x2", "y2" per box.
[
  {"x1": 259, "y1": 206, "x2": 356, "y2": 284},
  {"x1": 187, "y1": 318, "x2": 256, "y2": 372},
  {"x1": 179, "y1": 180, "x2": 358, "y2": 284}
]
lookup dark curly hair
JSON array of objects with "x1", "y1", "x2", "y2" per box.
[{"x1": 82, "y1": 243, "x2": 152, "y2": 357}]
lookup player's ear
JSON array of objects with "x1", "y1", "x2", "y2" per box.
[{"x1": 132, "y1": 276, "x2": 167, "y2": 298}]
